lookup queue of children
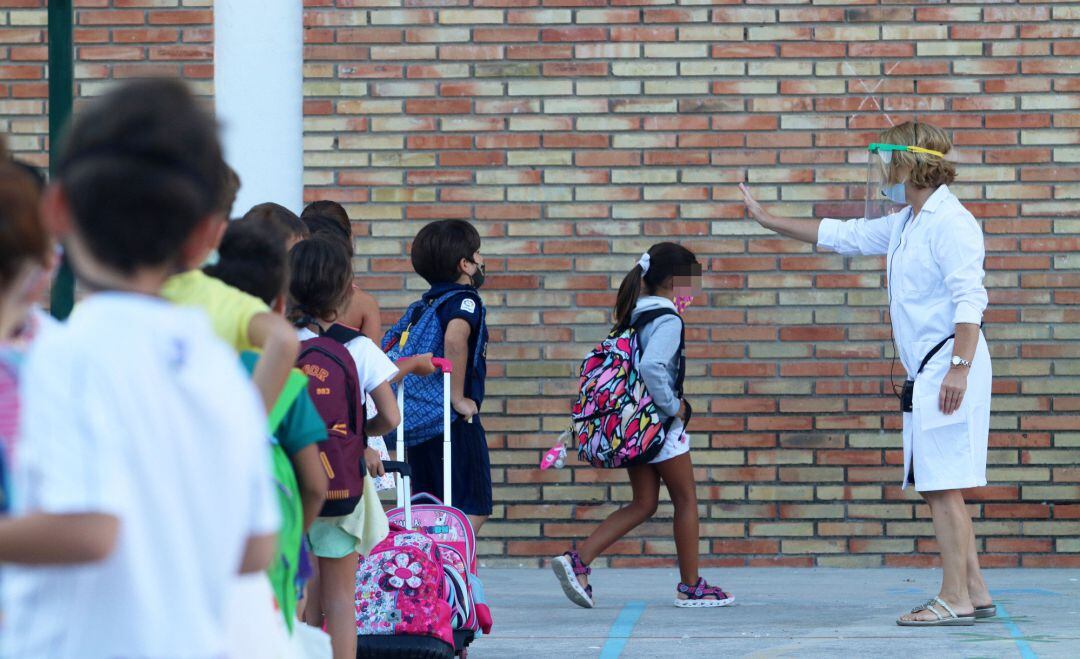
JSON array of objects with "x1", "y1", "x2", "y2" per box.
[{"x1": 0, "y1": 77, "x2": 731, "y2": 658}]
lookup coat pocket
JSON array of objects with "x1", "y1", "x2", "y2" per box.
[{"x1": 916, "y1": 390, "x2": 969, "y2": 432}]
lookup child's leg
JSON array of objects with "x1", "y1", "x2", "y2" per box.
[
  {"x1": 319, "y1": 553, "x2": 358, "y2": 659},
  {"x1": 468, "y1": 514, "x2": 488, "y2": 532},
  {"x1": 302, "y1": 560, "x2": 322, "y2": 627},
  {"x1": 576, "y1": 464, "x2": 661, "y2": 570},
  {"x1": 653, "y1": 453, "x2": 699, "y2": 586}
]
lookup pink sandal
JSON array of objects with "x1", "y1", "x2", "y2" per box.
[
  {"x1": 552, "y1": 551, "x2": 594, "y2": 609},
  {"x1": 675, "y1": 577, "x2": 734, "y2": 608}
]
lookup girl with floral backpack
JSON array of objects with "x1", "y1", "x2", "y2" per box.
[{"x1": 552, "y1": 242, "x2": 734, "y2": 609}]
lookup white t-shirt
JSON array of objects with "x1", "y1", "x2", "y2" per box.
[
  {"x1": 298, "y1": 327, "x2": 398, "y2": 418},
  {"x1": 2, "y1": 293, "x2": 278, "y2": 659}
]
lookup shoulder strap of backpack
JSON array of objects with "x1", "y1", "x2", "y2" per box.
[
  {"x1": 431, "y1": 288, "x2": 480, "y2": 311},
  {"x1": 630, "y1": 308, "x2": 686, "y2": 396},
  {"x1": 321, "y1": 322, "x2": 364, "y2": 345}
]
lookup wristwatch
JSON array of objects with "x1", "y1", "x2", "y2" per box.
[{"x1": 951, "y1": 356, "x2": 972, "y2": 369}]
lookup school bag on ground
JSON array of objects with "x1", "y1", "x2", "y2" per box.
[
  {"x1": 295, "y1": 323, "x2": 367, "y2": 516},
  {"x1": 382, "y1": 289, "x2": 486, "y2": 448},
  {"x1": 572, "y1": 308, "x2": 686, "y2": 469},
  {"x1": 357, "y1": 361, "x2": 493, "y2": 657},
  {"x1": 356, "y1": 463, "x2": 455, "y2": 659}
]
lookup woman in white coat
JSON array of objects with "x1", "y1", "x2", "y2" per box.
[{"x1": 740, "y1": 121, "x2": 993, "y2": 626}]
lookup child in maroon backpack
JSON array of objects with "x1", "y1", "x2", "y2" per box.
[
  {"x1": 287, "y1": 235, "x2": 399, "y2": 659},
  {"x1": 551, "y1": 243, "x2": 734, "y2": 609}
]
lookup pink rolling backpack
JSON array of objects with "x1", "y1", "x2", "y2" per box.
[{"x1": 355, "y1": 359, "x2": 492, "y2": 658}]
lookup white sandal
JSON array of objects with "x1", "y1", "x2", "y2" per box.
[{"x1": 896, "y1": 597, "x2": 975, "y2": 626}]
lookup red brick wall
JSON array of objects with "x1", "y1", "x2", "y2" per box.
[{"x1": 4, "y1": 1, "x2": 1079, "y2": 567}]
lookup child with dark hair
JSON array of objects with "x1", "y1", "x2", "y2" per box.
[
  {"x1": 0, "y1": 158, "x2": 52, "y2": 515},
  {"x1": 206, "y1": 217, "x2": 291, "y2": 310},
  {"x1": 300, "y1": 204, "x2": 382, "y2": 340},
  {"x1": 243, "y1": 202, "x2": 308, "y2": 249},
  {"x1": 552, "y1": 243, "x2": 734, "y2": 610},
  {"x1": 288, "y1": 236, "x2": 400, "y2": 659},
  {"x1": 402, "y1": 219, "x2": 493, "y2": 531},
  {"x1": 161, "y1": 180, "x2": 299, "y2": 414},
  {"x1": 0, "y1": 79, "x2": 279, "y2": 657},
  {"x1": 301, "y1": 200, "x2": 350, "y2": 238},
  {"x1": 204, "y1": 216, "x2": 329, "y2": 628}
]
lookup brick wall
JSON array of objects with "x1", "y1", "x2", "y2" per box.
[{"x1": 3, "y1": 0, "x2": 1078, "y2": 568}]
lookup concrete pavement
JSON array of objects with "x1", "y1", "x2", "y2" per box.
[{"x1": 468, "y1": 567, "x2": 1079, "y2": 658}]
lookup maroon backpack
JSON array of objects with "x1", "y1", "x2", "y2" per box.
[{"x1": 297, "y1": 323, "x2": 367, "y2": 517}]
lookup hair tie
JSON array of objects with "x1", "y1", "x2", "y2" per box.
[{"x1": 637, "y1": 252, "x2": 651, "y2": 274}]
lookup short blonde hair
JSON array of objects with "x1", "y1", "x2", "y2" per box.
[{"x1": 878, "y1": 121, "x2": 956, "y2": 189}]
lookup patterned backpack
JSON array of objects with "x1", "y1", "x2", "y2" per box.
[
  {"x1": 572, "y1": 308, "x2": 685, "y2": 469},
  {"x1": 382, "y1": 289, "x2": 486, "y2": 448},
  {"x1": 355, "y1": 524, "x2": 455, "y2": 658}
]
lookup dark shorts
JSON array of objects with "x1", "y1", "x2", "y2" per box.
[{"x1": 406, "y1": 416, "x2": 493, "y2": 517}]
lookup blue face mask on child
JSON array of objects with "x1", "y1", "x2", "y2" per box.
[{"x1": 882, "y1": 183, "x2": 906, "y2": 205}]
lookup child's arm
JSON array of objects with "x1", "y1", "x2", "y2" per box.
[
  {"x1": 445, "y1": 318, "x2": 477, "y2": 419},
  {"x1": 239, "y1": 532, "x2": 277, "y2": 574},
  {"x1": 365, "y1": 380, "x2": 401, "y2": 438},
  {"x1": 247, "y1": 312, "x2": 301, "y2": 413},
  {"x1": 289, "y1": 445, "x2": 328, "y2": 531},
  {"x1": 0, "y1": 512, "x2": 118, "y2": 564},
  {"x1": 638, "y1": 316, "x2": 684, "y2": 420},
  {"x1": 389, "y1": 353, "x2": 436, "y2": 384}
]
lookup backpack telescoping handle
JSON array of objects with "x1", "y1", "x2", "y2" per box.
[
  {"x1": 393, "y1": 357, "x2": 454, "y2": 510},
  {"x1": 382, "y1": 461, "x2": 412, "y2": 528}
]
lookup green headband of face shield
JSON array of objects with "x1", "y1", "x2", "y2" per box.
[
  {"x1": 864, "y1": 144, "x2": 946, "y2": 219},
  {"x1": 868, "y1": 143, "x2": 946, "y2": 158}
]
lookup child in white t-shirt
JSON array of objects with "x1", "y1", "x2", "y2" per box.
[
  {"x1": 0, "y1": 79, "x2": 279, "y2": 658},
  {"x1": 287, "y1": 235, "x2": 400, "y2": 659}
]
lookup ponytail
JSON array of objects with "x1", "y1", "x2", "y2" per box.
[
  {"x1": 612, "y1": 265, "x2": 645, "y2": 333},
  {"x1": 611, "y1": 242, "x2": 701, "y2": 333}
]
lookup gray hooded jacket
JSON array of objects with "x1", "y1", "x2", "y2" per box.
[{"x1": 630, "y1": 296, "x2": 684, "y2": 420}]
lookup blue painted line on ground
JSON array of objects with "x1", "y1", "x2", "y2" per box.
[
  {"x1": 996, "y1": 604, "x2": 1037, "y2": 659},
  {"x1": 599, "y1": 600, "x2": 646, "y2": 659}
]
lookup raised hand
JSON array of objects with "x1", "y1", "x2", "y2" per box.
[{"x1": 739, "y1": 183, "x2": 771, "y2": 228}]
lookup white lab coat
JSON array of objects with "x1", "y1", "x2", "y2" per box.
[{"x1": 818, "y1": 185, "x2": 992, "y2": 492}]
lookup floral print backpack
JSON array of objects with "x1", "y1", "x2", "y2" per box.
[
  {"x1": 572, "y1": 308, "x2": 685, "y2": 468},
  {"x1": 356, "y1": 524, "x2": 455, "y2": 657}
]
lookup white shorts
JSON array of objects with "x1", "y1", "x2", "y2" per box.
[{"x1": 650, "y1": 418, "x2": 690, "y2": 464}]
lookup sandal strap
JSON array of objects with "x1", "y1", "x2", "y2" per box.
[
  {"x1": 908, "y1": 598, "x2": 954, "y2": 621},
  {"x1": 565, "y1": 551, "x2": 591, "y2": 577},
  {"x1": 931, "y1": 597, "x2": 958, "y2": 620},
  {"x1": 677, "y1": 578, "x2": 728, "y2": 600}
]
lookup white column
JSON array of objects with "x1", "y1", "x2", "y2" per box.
[{"x1": 214, "y1": 0, "x2": 304, "y2": 216}]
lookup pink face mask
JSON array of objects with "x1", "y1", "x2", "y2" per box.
[{"x1": 674, "y1": 295, "x2": 694, "y2": 314}]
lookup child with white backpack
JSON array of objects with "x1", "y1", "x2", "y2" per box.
[{"x1": 552, "y1": 242, "x2": 735, "y2": 609}]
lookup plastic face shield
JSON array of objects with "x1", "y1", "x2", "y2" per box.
[
  {"x1": 865, "y1": 144, "x2": 904, "y2": 221},
  {"x1": 864, "y1": 143, "x2": 946, "y2": 220}
]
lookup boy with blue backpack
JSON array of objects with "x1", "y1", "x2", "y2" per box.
[{"x1": 384, "y1": 220, "x2": 492, "y2": 531}]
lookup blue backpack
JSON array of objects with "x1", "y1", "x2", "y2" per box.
[{"x1": 382, "y1": 290, "x2": 486, "y2": 448}]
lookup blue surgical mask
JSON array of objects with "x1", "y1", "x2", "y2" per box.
[{"x1": 883, "y1": 183, "x2": 906, "y2": 205}]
